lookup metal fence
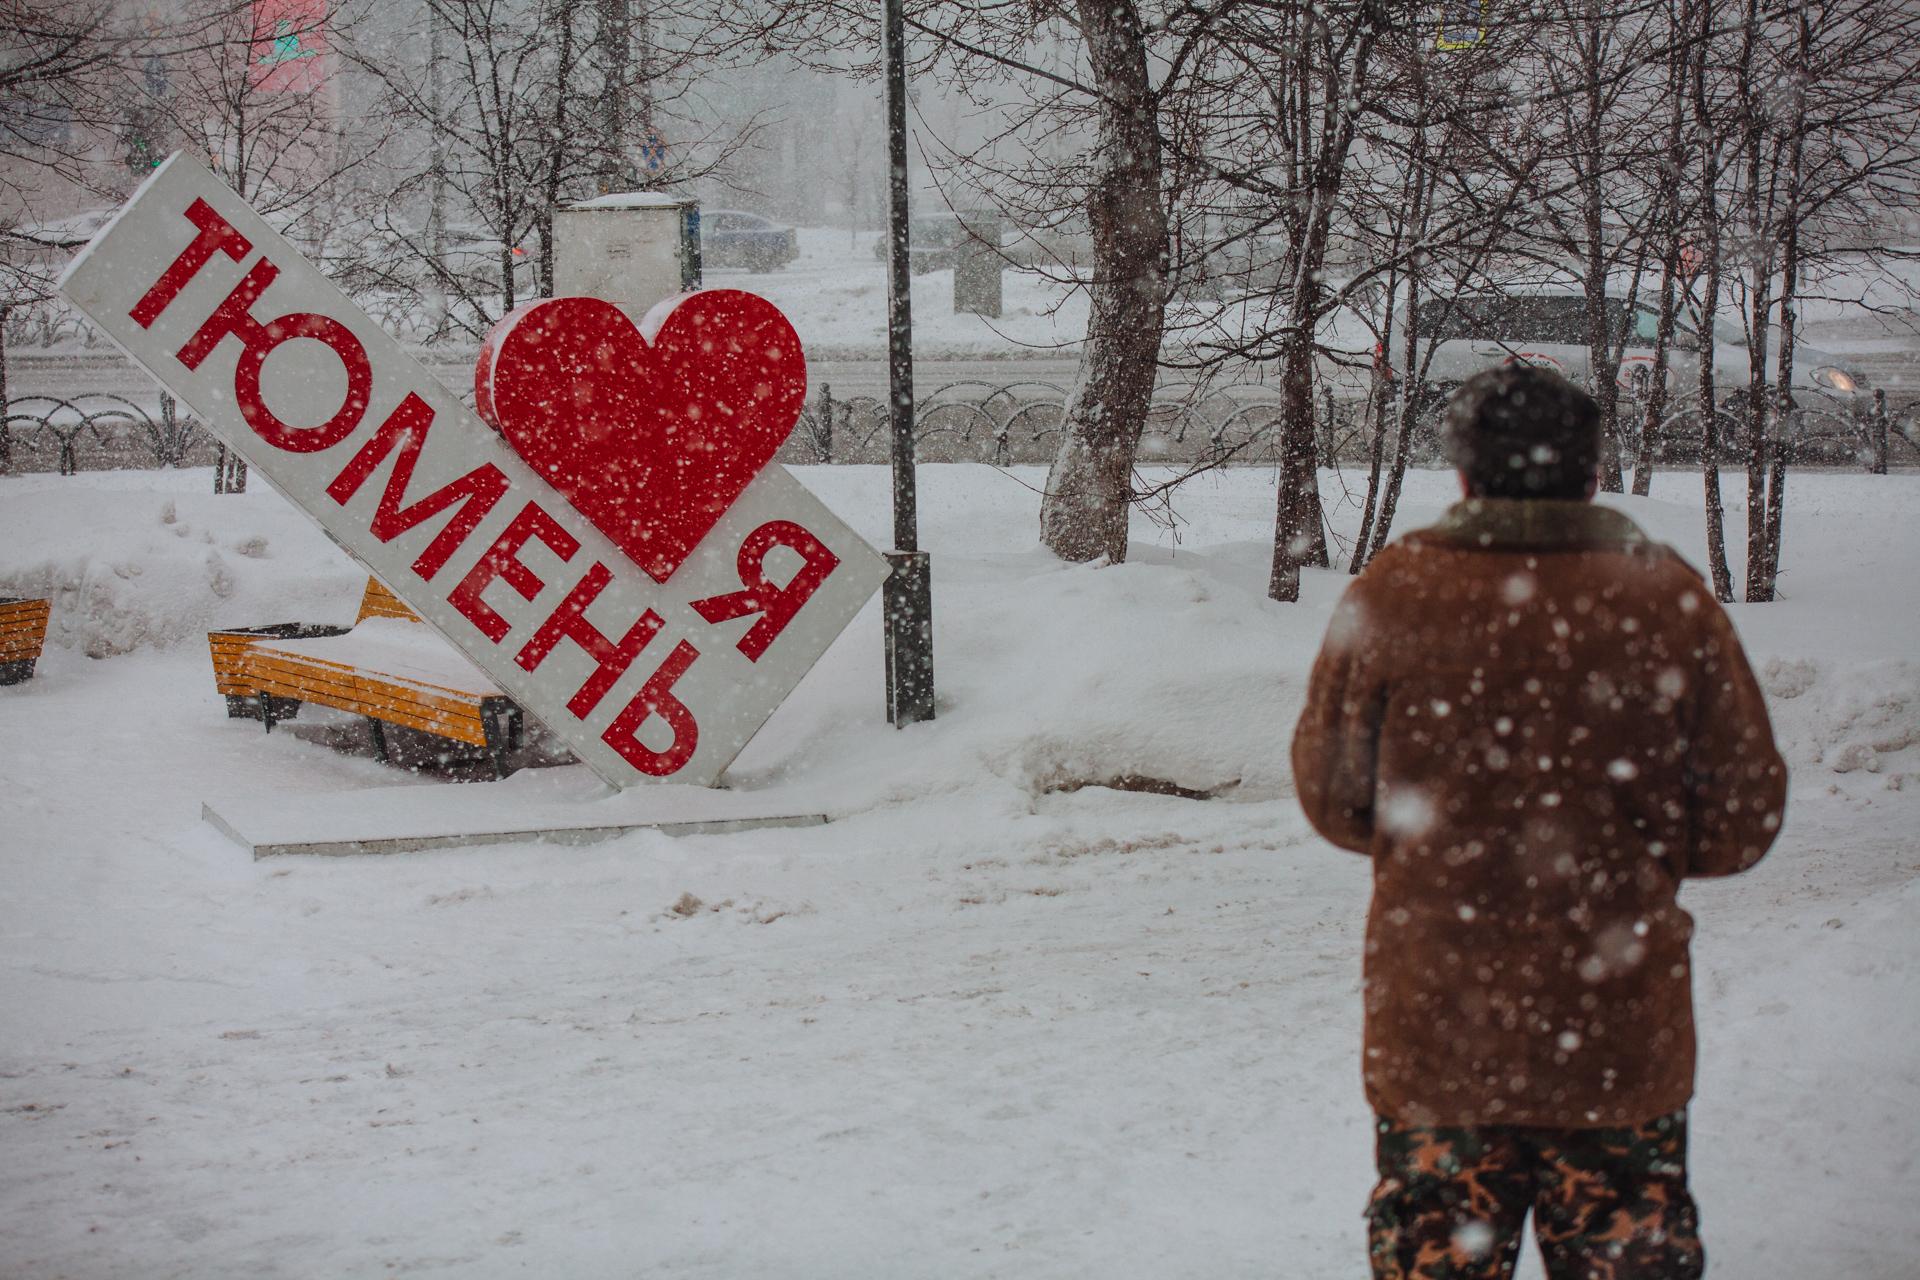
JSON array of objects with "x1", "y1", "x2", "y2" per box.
[
  {"x1": 3, "y1": 377, "x2": 1914, "y2": 479},
  {"x1": 2, "y1": 393, "x2": 223, "y2": 474},
  {"x1": 0, "y1": 378, "x2": 1318, "y2": 476},
  {"x1": 2, "y1": 302, "x2": 104, "y2": 353},
  {"x1": 797, "y1": 378, "x2": 1309, "y2": 466}
]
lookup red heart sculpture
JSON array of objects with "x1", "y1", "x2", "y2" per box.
[{"x1": 475, "y1": 290, "x2": 806, "y2": 584}]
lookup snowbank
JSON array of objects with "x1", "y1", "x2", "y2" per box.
[
  {"x1": 0, "y1": 471, "x2": 362, "y2": 657},
  {"x1": 1760, "y1": 657, "x2": 1918, "y2": 778}
]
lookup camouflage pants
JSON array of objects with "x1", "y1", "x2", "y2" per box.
[{"x1": 1367, "y1": 1110, "x2": 1704, "y2": 1280}]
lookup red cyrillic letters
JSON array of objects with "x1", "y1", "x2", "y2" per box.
[
  {"x1": 178, "y1": 258, "x2": 372, "y2": 454},
  {"x1": 129, "y1": 198, "x2": 251, "y2": 328},
  {"x1": 603, "y1": 642, "x2": 702, "y2": 776},
  {"x1": 515, "y1": 563, "x2": 667, "y2": 718},
  {"x1": 689, "y1": 520, "x2": 839, "y2": 662},
  {"x1": 449, "y1": 502, "x2": 581, "y2": 643},
  {"x1": 326, "y1": 393, "x2": 512, "y2": 581}
]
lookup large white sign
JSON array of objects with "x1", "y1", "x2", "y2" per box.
[{"x1": 62, "y1": 156, "x2": 888, "y2": 789}]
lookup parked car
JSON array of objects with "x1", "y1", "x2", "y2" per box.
[
  {"x1": 699, "y1": 209, "x2": 798, "y2": 272},
  {"x1": 1402, "y1": 289, "x2": 1871, "y2": 446}
]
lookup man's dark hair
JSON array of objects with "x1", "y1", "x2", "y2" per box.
[{"x1": 1441, "y1": 365, "x2": 1601, "y2": 500}]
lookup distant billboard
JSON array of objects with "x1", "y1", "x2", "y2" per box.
[
  {"x1": 250, "y1": 0, "x2": 329, "y2": 93},
  {"x1": 1436, "y1": 0, "x2": 1489, "y2": 51}
]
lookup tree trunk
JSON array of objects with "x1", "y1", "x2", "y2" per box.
[
  {"x1": 1692, "y1": 15, "x2": 1733, "y2": 603},
  {"x1": 1759, "y1": 18, "x2": 1809, "y2": 602},
  {"x1": 1634, "y1": 246, "x2": 1680, "y2": 496},
  {"x1": 1038, "y1": 0, "x2": 1167, "y2": 564},
  {"x1": 1634, "y1": 0, "x2": 1693, "y2": 499},
  {"x1": 1871, "y1": 389, "x2": 1889, "y2": 474},
  {"x1": 536, "y1": 3, "x2": 578, "y2": 299},
  {"x1": 1742, "y1": 256, "x2": 1776, "y2": 601},
  {"x1": 1577, "y1": 18, "x2": 1626, "y2": 494},
  {"x1": 499, "y1": 242, "x2": 518, "y2": 315},
  {"x1": 1736, "y1": 0, "x2": 1779, "y2": 603},
  {"x1": 1268, "y1": 4, "x2": 1383, "y2": 602},
  {"x1": 1351, "y1": 361, "x2": 1392, "y2": 572},
  {"x1": 1269, "y1": 340, "x2": 1325, "y2": 598},
  {"x1": 1367, "y1": 279, "x2": 1429, "y2": 567}
]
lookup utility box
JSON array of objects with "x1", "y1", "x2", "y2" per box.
[
  {"x1": 952, "y1": 210, "x2": 1003, "y2": 319},
  {"x1": 552, "y1": 192, "x2": 702, "y2": 308}
]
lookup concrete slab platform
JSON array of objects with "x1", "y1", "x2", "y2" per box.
[{"x1": 202, "y1": 775, "x2": 829, "y2": 858}]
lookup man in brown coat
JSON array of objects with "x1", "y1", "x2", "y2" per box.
[{"x1": 1292, "y1": 366, "x2": 1787, "y2": 1279}]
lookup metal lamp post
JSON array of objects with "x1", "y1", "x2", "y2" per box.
[{"x1": 881, "y1": 0, "x2": 935, "y2": 726}]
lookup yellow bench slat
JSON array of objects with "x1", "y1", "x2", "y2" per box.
[
  {"x1": 356, "y1": 578, "x2": 421, "y2": 624},
  {"x1": 241, "y1": 657, "x2": 492, "y2": 745},
  {"x1": 243, "y1": 646, "x2": 492, "y2": 705},
  {"x1": 241, "y1": 652, "x2": 490, "y2": 719},
  {"x1": 243, "y1": 675, "x2": 491, "y2": 745}
]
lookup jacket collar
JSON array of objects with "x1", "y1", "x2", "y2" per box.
[{"x1": 1413, "y1": 499, "x2": 1650, "y2": 552}]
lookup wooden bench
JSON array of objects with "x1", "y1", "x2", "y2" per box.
[
  {"x1": 0, "y1": 597, "x2": 51, "y2": 685},
  {"x1": 208, "y1": 579, "x2": 524, "y2": 777}
]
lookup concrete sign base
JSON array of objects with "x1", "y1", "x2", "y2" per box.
[{"x1": 202, "y1": 783, "x2": 828, "y2": 859}]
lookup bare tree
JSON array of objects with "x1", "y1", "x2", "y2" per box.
[
  {"x1": 1681, "y1": 0, "x2": 1737, "y2": 599},
  {"x1": 1623, "y1": 0, "x2": 1696, "y2": 498},
  {"x1": 2, "y1": 0, "x2": 138, "y2": 310},
  {"x1": 735, "y1": 1, "x2": 1201, "y2": 564},
  {"x1": 1254, "y1": 2, "x2": 1388, "y2": 602},
  {"x1": 1171, "y1": 4, "x2": 1563, "y2": 590},
  {"x1": 585, "y1": 0, "x2": 1920, "y2": 598},
  {"x1": 344, "y1": 0, "x2": 765, "y2": 339},
  {"x1": 1032, "y1": 0, "x2": 1169, "y2": 564},
  {"x1": 140, "y1": 2, "x2": 382, "y2": 218},
  {"x1": 1344, "y1": 29, "x2": 1543, "y2": 572},
  {"x1": 0, "y1": 0, "x2": 120, "y2": 177},
  {"x1": 1692, "y1": 0, "x2": 1920, "y2": 600},
  {"x1": 1533, "y1": 4, "x2": 1667, "y2": 493}
]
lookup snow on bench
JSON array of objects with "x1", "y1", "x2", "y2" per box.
[{"x1": 207, "y1": 579, "x2": 524, "y2": 776}]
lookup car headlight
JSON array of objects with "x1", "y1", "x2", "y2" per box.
[{"x1": 1812, "y1": 365, "x2": 1862, "y2": 393}]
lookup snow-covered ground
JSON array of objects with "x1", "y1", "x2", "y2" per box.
[{"x1": 2, "y1": 464, "x2": 1916, "y2": 1277}]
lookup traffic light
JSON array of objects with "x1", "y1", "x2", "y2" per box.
[
  {"x1": 125, "y1": 135, "x2": 163, "y2": 171},
  {"x1": 120, "y1": 102, "x2": 166, "y2": 175}
]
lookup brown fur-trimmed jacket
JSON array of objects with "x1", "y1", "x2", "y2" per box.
[{"x1": 1292, "y1": 500, "x2": 1787, "y2": 1128}]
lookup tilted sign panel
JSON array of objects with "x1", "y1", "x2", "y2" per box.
[{"x1": 61, "y1": 156, "x2": 888, "y2": 788}]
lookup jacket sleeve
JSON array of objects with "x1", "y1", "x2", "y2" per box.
[
  {"x1": 1684, "y1": 597, "x2": 1789, "y2": 877},
  {"x1": 1291, "y1": 588, "x2": 1385, "y2": 855}
]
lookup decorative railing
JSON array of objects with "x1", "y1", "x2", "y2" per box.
[
  {"x1": 2, "y1": 394, "x2": 221, "y2": 474},
  {"x1": 0, "y1": 378, "x2": 1326, "y2": 476},
  {"x1": 792, "y1": 379, "x2": 1313, "y2": 466},
  {"x1": 2, "y1": 377, "x2": 1911, "y2": 478}
]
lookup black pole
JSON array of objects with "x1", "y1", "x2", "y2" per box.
[
  {"x1": 882, "y1": 0, "x2": 918, "y2": 551},
  {"x1": 881, "y1": 0, "x2": 934, "y2": 726},
  {"x1": 0, "y1": 306, "x2": 9, "y2": 476}
]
